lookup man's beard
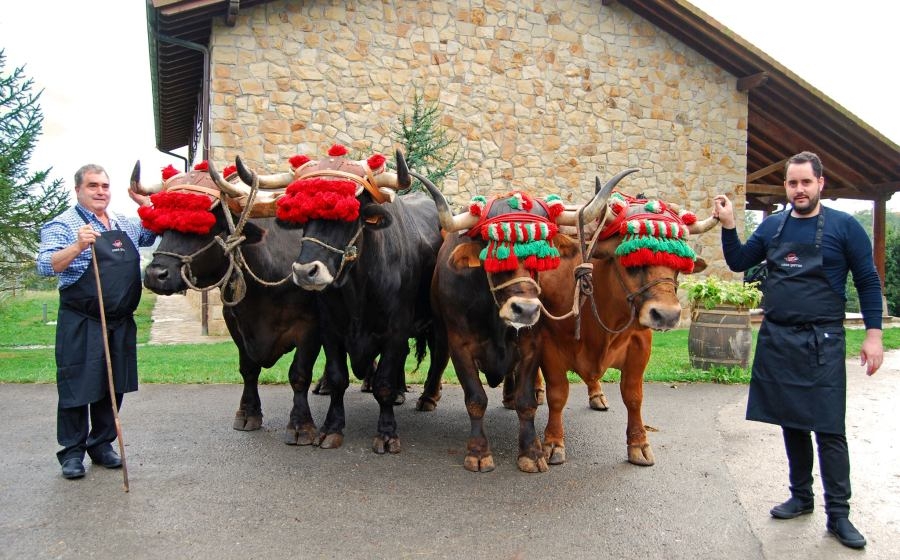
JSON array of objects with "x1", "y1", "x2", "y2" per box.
[{"x1": 792, "y1": 191, "x2": 821, "y2": 215}]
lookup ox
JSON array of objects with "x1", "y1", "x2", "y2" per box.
[
  {"x1": 236, "y1": 145, "x2": 447, "y2": 454},
  {"x1": 538, "y1": 181, "x2": 718, "y2": 466},
  {"x1": 133, "y1": 161, "x2": 337, "y2": 446},
  {"x1": 417, "y1": 174, "x2": 625, "y2": 473}
]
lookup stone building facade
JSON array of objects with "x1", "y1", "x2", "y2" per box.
[{"x1": 207, "y1": 0, "x2": 748, "y2": 278}]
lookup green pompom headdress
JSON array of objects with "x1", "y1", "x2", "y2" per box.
[{"x1": 467, "y1": 192, "x2": 564, "y2": 273}]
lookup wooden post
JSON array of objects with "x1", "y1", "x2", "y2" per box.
[{"x1": 201, "y1": 290, "x2": 209, "y2": 336}]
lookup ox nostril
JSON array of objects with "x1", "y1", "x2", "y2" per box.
[
  {"x1": 306, "y1": 263, "x2": 319, "y2": 279},
  {"x1": 156, "y1": 268, "x2": 168, "y2": 281}
]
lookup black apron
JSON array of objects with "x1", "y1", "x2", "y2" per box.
[
  {"x1": 747, "y1": 211, "x2": 847, "y2": 434},
  {"x1": 55, "y1": 210, "x2": 142, "y2": 407}
]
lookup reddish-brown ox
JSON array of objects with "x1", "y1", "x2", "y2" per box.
[
  {"x1": 416, "y1": 173, "x2": 627, "y2": 473},
  {"x1": 538, "y1": 186, "x2": 719, "y2": 466}
]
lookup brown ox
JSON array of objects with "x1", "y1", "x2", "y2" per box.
[
  {"x1": 538, "y1": 187, "x2": 718, "y2": 466},
  {"x1": 417, "y1": 173, "x2": 626, "y2": 473}
]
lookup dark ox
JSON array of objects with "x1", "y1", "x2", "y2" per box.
[
  {"x1": 133, "y1": 162, "x2": 336, "y2": 446},
  {"x1": 417, "y1": 174, "x2": 623, "y2": 473},
  {"x1": 538, "y1": 184, "x2": 718, "y2": 466},
  {"x1": 236, "y1": 147, "x2": 447, "y2": 454}
]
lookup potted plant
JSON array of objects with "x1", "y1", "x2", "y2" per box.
[{"x1": 681, "y1": 276, "x2": 762, "y2": 371}]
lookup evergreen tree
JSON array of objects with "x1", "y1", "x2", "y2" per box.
[
  {"x1": 0, "y1": 49, "x2": 69, "y2": 292},
  {"x1": 392, "y1": 91, "x2": 460, "y2": 191},
  {"x1": 885, "y1": 229, "x2": 900, "y2": 316}
]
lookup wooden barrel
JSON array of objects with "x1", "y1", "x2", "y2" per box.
[{"x1": 688, "y1": 305, "x2": 753, "y2": 370}]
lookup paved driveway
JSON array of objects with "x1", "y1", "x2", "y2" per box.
[{"x1": 1, "y1": 352, "x2": 897, "y2": 559}]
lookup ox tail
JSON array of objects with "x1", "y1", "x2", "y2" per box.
[{"x1": 411, "y1": 332, "x2": 428, "y2": 372}]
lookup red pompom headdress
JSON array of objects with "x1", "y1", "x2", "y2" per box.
[{"x1": 138, "y1": 165, "x2": 220, "y2": 234}]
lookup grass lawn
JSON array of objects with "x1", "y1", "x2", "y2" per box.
[{"x1": 2, "y1": 290, "x2": 898, "y2": 385}]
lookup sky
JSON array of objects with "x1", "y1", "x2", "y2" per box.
[{"x1": 1, "y1": 0, "x2": 898, "y2": 218}]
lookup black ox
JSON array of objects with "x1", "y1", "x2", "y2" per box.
[
  {"x1": 133, "y1": 162, "x2": 341, "y2": 446},
  {"x1": 236, "y1": 147, "x2": 447, "y2": 453}
]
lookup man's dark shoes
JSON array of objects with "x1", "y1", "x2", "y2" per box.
[
  {"x1": 89, "y1": 448, "x2": 122, "y2": 469},
  {"x1": 827, "y1": 517, "x2": 866, "y2": 549},
  {"x1": 61, "y1": 458, "x2": 85, "y2": 479},
  {"x1": 770, "y1": 496, "x2": 814, "y2": 519}
]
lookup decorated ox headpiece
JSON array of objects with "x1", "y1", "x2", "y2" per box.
[
  {"x1": 134, "y1": 161, "x2": 238, "y2": 235},
  {"x1": 464, "y1": 191, "x2": 565, "y2": 273},
  {"x1": 595, "y1": 191, "x2": 712, "y2": 274},
  {"x1": 275, "y1": 144, "x2": 392, "y2": 224}
]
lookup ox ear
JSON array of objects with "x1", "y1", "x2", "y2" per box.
[
  {"x1": 689, "y1": 256, "x2": 708, "y2": 274},
  {"x1": 449, "y1": 242, "x2": 483, "y2": 270},
  {"x1": 554, "y1": 234, "x2": 580, "y2": 260},
  {"x1": 361, "y1": 204, "x2": 393, "y2": 229},
  {"x1": 241, "y1": 221, "x2": 266, "y2": 245}
]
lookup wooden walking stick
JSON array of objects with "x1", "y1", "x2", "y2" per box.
[{"x1": 91, "y1": 251, "x2": 130, "y2": 492}]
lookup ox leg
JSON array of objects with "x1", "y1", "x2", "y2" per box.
[
  {"x1": 620, "y1": 365, "x2": 654, "y2": 466},
  {"x1": 417, "y1": 320, "x2": 448, "y2": 412},
  {"x1": 454, "y1": 358, "x2": 494, "y2": 472},
  {"x1": 284, "y1": 344, "x2": 321, "y2": 446},
  {"x1": 234, "y1": 351, "x2": 264, "y2": 431},
  {"x1": 513, "y1": 362, "x2": 549, "y2": 474},
  {"x1": 316, "y1": 341, "x2": 349, "y2": 450},
  {"x1": 502, "y1": 369, "x2": 545, "y2": 410},
  {"x1": 366, "y1": 349, "x2": 403, "y2": 454},
  {"x1": 540, "y1": 358, "x2": 570, "y2": 465},
  {"x1": 585, "y1": 376, "x2": 609, "y2": 411}
]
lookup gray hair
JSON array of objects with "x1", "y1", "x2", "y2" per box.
[{"x1": 74, "y1": 164, "x2": 108, "y2": 187}]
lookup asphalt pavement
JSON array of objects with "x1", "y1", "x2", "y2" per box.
[{"x1": 1, "y1": 351, "x2": 897, "y2": 560}]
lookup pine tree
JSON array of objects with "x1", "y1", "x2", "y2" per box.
[
  {"x1": 392, "y1": 91, "x2": 460, "y2": 191},
  {"x1": 885, "y1": 229, "x2": 900, "y2": 316},
  {"x1": 0, "y1": 49, "x2": 69, "y2": 292}
]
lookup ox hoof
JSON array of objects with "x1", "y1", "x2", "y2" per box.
[
  {"x1": 463, "y1": 454, "x2": 495, "y2": 473},
  {"x1": 589, "y1": 394, "x2": 609, "y2": 411},
  {"x1": 501, "y1": 398, "x2": 515, "y2": 410},
  {"x1": 627, "y1": 443, "x2": 655, "y2": 466},
  {"x1": 316, "y1": 433, "x2": 344, "y2": 449},
  {"x1": 415, "y1": 396, "x2": 439, "y2": 412},
  {"x1": 542, "y1": 443, "x2": 567, "y2": 465},
  {"x1": 517, "y1": 455, "x2": 550, "y2": 473},
  {"x1": 233, "y1": 411, "x2": 263, "y2": 431},
  {"x1": 372, "y1": 436, "x2": 401, "y2": 455},
  {"x1": 535, "y1": 388, "x2": 546, "y2": 406},
  {"x1": 393, "y1": 392, "x2": 406, "y2": 406},
  {"x1": 283, "y1": 423, "x2": 318, "y2": 446}
]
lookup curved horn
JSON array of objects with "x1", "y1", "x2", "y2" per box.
[
  {"x1": 129, "y1": 160, "x2": 164, "y2": 195},
  {"x1": 209, "y1": 159, "x2": 252, "y2": 198},
  {"x1": 687, "y1": 215, "x2": 720, "y2": 235},
  {"x1": 235, "y1": 156, "x2": 258, "y2": 190},
  {"x1": 667, "y1": 201, "x2": 722, "y2": 235},
  {"x1": 557, "y1": 167, "x2": 639, "y2": 226},
  {"x1": 410, "y1": 170, "x2": 479, "y2": 232},
  {"x1": 231, "y1": 155, "x2": 293, "y2": 189}
]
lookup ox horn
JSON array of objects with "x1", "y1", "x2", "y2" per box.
[
  {"x1": 557, "y1": 167, "x2": 639, "y2": 226},
  {"x1": 230, "y1": 155, "x2": 293, "y2": 189},
  {"x1": 667, "y1": 202, "x2": 721, "y2": 235},
  {"x1": 411, "y1": 169, "x2": 479, "y2": 232},
  {"x1": 129, "y1": 160, "x2": 164, "y2": 195},
  {"x1": 371, "y1": 149, "x2": 413, "y2": 201},
  {"x1": 209, "y1": 159, "x2": 252, "y2": 198}
]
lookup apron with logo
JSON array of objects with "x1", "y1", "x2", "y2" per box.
[
  {"x1": 747, "y1": 211, "x2": 847, "y2": 434},
  {"x1": 55, "y1": 209, "x2": 142, "y2": 407}
]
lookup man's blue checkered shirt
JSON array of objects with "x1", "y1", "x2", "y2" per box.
[{"x1": 37, "y1": 204, "x2": 157, "y2": 289}]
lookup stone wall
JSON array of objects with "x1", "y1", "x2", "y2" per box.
[
  {"x1": 207, "y1": 0, "x2": 748, "y2": 280},
  {"x1": 185, "y1": 289, "x2": 229, "y2": 336}
]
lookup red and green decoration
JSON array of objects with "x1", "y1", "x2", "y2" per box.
[
  {"x1": 138, "y1": 162, "x2": 218, "y2": 234},
  {"x1": 605, "y1": 192, "x2": 698, "y2": 273},
  {"x1": 469, "y1": 192, "x2": 564, "y2": 273}
]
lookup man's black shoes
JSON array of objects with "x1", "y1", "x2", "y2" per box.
[
  {"x1": 61, "y1": 458, "x2": 85, "y2": 479},
  {"x1": 770, "y1": 496, "x2": 814, "y2": 519},
  {"x1": 827, "y1": 517, "x2": 866, "y2": 549},
  {"x1": 89, "y1": 448, "x2": 122, "y2": 469}
]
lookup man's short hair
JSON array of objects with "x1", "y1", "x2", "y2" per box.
[
  {"x1": 74, "y1": 164, "x2": 108, "y2": 188},
  {"x1": 786, "y1": 151, "x2": 823, "y2": 179}
]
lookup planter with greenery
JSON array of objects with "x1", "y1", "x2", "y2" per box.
[{"x1": 681, "y1": 276, "x2": 762, "y2": 371}]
